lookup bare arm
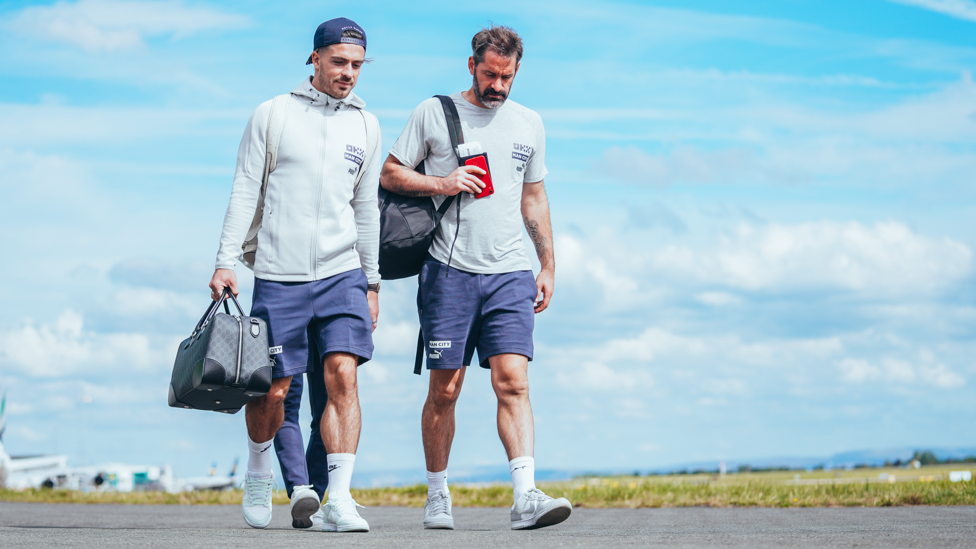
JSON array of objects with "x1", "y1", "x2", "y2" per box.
[
  {"x1": 521, "y1": 180, "x2": 555, "y2": 313},
  {"x1": 380, "y1": 154, "x2": 487, "y2": 197}
]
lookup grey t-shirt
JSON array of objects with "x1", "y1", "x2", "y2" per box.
[{"x1": 389, "y1": 92, "x2": 548, "y2": 274}]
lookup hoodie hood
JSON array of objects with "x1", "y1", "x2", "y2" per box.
[{"x1": 292, "y1": 76, "x2": 365, "y2": 109}]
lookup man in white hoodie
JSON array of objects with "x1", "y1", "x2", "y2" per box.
[{"x1": 209, "y1": 17, "x2": 380, "y2": 533}]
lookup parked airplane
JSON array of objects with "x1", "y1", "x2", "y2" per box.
[
  {"x1": 1, "y1": 390, "x2": 240, "y2": 493},
  {"x1": 177, "y1": 457, "x2": 240, "y2": 491},
  {"x1": 0, "y1": 390, "x2": 72, "y2": 490}
]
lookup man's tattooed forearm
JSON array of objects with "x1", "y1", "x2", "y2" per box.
[{"x1": 524, "y1": 217, "x2": 549, "y2": 260}]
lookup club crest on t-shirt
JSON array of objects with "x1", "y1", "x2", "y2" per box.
[
  {"x1": 512, "y1": 142, "x2": 532, "y2": 162},
  {"x1": 344, "y1": 144, "x2": 364, "y2": 166}
]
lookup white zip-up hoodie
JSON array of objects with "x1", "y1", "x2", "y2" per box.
[{"x1": 215, "y1": 78, "x2": 381, "y2": 283}]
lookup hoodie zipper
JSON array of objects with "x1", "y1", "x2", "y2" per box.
[{"x1": 311, "y1": 99, "x2": 328, "y2": 278}]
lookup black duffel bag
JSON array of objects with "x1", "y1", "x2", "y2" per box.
[
  {"x1": 377, "y1": 95, "x2": 464, "y2": 280},
  {"x1": 168, "y1": 289, "x2": 272, "y2": 414}
]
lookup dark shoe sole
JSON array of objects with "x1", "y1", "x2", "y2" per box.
[
  {"x1": 513, "y1": 505, "x2": 572, "y2": 530},
  {"x1": 291, "y1": 497, "x2": 320, "y2": 529}
]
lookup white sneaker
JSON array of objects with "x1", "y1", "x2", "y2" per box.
[
  {"x1": 310, "y1": 508, "x2": 324, "y2": 529},
  {"x1": 510, "y1": 488, "x2": 572, "y2": 530},
  {"x1": 321, "y1": 498, "x2": 370, "y2": 532},
  {"x1": 423, "y1": 490, "x2": 454, "y2": 529},
  {"x1": 241, "y1": 473, "x2": 275, "y2": 529},
  {"x1": 290, "y1": 485, "x2": 321, "y2": 528}
]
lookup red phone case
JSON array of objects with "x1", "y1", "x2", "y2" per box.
[{"x1": 462, "y1": 153, "x2": 494, "y2": 199}]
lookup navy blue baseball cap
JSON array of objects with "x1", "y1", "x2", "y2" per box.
[{"x1": 306, "y1": 17, "x2": 367, "y2": 65}]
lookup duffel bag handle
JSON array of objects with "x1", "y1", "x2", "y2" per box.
[{"x1": 190, "y1": 288, "x2": 246, "y2": 339}]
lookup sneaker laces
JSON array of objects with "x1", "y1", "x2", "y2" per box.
[
  {"x1": 427, "y1": 492, "x2": 451, "y2": 515},
  {"x1": 332, "y1": 498, "x2": 365, "y2": 516},
  {"x1": 523, "y1": 488, "x2": 550, "y2": 502},
  {"x1": 243, "y1": 476, "x2": 273, "y2": 507},
  {"x1": 293, "y1": 484, "x2": 314, "y2": 492}
]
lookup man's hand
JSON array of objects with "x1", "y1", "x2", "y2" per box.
[
  {"x1": 534, "y1": 269, "x2": 554, "y2": 314},
  {"x1": 367, "y1": 290, "x2": 379, "y2": 332},
  {"x1": 437, "y1": 165, "x2": 486, "y2": 196},
  {"x1": 209, "y1": 269, "x2": 238, "y2": 301}
]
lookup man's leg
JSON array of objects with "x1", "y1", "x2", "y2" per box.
[
  {"x1": 489, "y1": 354, "x2": 538, "y2": 502},
  {"x1": 489, "y1": 353, "x2": 571, "y2": 530},
  {"x1": 416, "y1": 258, "x2": 480, "y2": 530},
  {"x1": 245, "y1": 376, "x2": 293, "y2": 462},
  {"x1": 318, "y1": 351, "x2": 369, "y2": 532},
  {"x1": 273, "y1": 374, "x2": 308, "y2": 499},
  {"x1": 319, "y1": 351, "x2": 361, "y2": 459},
  {"x1": 271, "y1": 373, "x2": 321, "y2": 528},
  {"x1": 489, "y1": 354, "x2": 533, "y2": 463},
  {"x1": 306, "y1": 367, "x2": 330, "y2": 503},
  {"x1": 243, "y1": 277, "x2": 318, "y2": 528},
  {"x1": 420, "y1": 367, "x2": 465, "y2": 530},
  {"x1": 422, "y1": 368, "x2": 466, "y2": 473},
  {"x1": 241, "y1": 376, "x2": 292, "y2": 529}
]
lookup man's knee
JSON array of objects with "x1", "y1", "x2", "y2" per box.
[
  {"x1": 493, "y1": 376, "x2": 529, "y2": 400},
  {"x1": 427, "y1": 370, "x2": 463, "y2": 409},
  {"x1": 323, "y1": 353, "x2": 359, "y2": 396},
  {"x1": 490, "y1": 357, "x2": 529, "y2": 400},
  {"x1": 262, "y1": 376, "x2": 293, "y2": 404},
  {"x1": 247, "y1": 376, "x2": 292, "y2": 414}
]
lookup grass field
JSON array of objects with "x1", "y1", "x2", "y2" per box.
[{"x1": 2, "y1": 465, "x2": 974, "y2": 507}]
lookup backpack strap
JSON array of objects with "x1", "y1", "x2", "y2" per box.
[
  {"x1": 413, "y1": 328, "x2": 425, "y2": 375},
  {"x1": 433, "y1": 95, "x2": 464, "y2": 217},
  {"x1": 240, "y1": 94, "x2": 289, "y2": 269},
  {"x1": 354, "y1": 110, "x2": 374, "y2": 193},
  {"x1": 414, "y1": 95, "x2": 466, "y2": 375}
]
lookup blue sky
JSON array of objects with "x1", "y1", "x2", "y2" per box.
[{"x1": 1, "y1": 0, "x2": 974, "y2": 480}]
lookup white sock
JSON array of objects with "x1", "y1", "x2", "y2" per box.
[
  {"x1": 427, "y1": 470, "x2": 449, "y2": 496},
  {"x1": 509, "y1": 456, "x2": 536, "y2": 502},
  {"x1": 326, "y1": 453, "x2": 356, "y2": 502},
  {"x1": 246, "y1": 435, "x2": 273, "y2": 478}
]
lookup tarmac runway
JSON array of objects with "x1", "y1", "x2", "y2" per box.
[{"x1": 1, "y1": 501, "x2": 974, "y2": 548}]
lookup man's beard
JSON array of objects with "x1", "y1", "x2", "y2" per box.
[{"x1": 473, "y1": 76, "x2": 507, "y2": 109}]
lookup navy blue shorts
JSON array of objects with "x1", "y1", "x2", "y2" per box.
[
  {"x1": 251, "y1": 269, "x2": 373, "y2": 379},
  {"x1": 418, "y1": 257, "x2": 537, "y2": 369}
]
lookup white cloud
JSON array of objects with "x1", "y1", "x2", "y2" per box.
[
  {"x1": 107, "y1": 287, "x2": 201, "y2": 319},
  {"x1": 362, "y1": 361, "x2": 391, "y2": 385},
  {"x1": 837, "y1": 354, "x2": 965, "y2": 388},
  {"x1": 0, "y1": 310, "x2": 177, "y2": 378},
  {"x1": 549, "y1": 327, "x2": 840, "y2": 394},
  {"x1": 696, "y1": 292, "x2": 742, "y2": 307},
  {"x1": 889, "y1": 0, "x2": 976, "y2": 22},
  {"x1": 371, "y1": 321, "x2": 420, "y2": 360},
  {"x1": 838, "y1": 358, "x2": 881, "y2": 382},
  {"x1": 558, "y1": 220, "x2": 973, "y2": 300},
  {"x1": 8, "y1": 425, "x2": 48, "y2": 442},
  {"x1": 919, "y1": 362, "x2": 967, "y2": 388},
  {"x1": 590, "y1": 75, "x2": 976, "y2": 188},
  {"x1": 653, "y1": 221, "x2": 973, "y2": 295},
  {"x1": 556, "y1": 361, "x2": 654, "y2": 392},
  {"x1": 7, "y1": 0, "x2": 250, "y2": 52},
  {"x1": 0, "y1": 104, "x2": 245, "y2": 147}
]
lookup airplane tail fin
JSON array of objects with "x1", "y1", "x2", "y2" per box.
[
  {"x1": 0, "y1": 390, "x2": 7, "y2": 442},
  {"x1": 229, "y1": 457, "x2": 239, "y2": 477}
]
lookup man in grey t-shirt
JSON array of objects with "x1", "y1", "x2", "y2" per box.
[{"x1": 380, "y1": 25, "x2": 570, "y2": 531}]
